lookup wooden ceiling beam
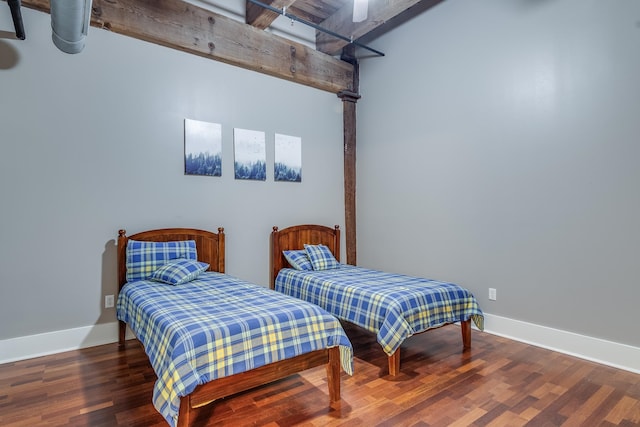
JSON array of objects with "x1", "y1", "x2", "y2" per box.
[
  {"x1": 316, "y1": 0, "x2": 424, "y2": 56},
  {"x1": 246, "y1": 0, "x2": 296, "y2": 29},
  {"x1": 21, "y1": 0, "x2": 354, "y2": 94}
]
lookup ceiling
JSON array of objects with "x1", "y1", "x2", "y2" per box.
[
  {"x1": 248, "y1": 0, "x2": 348, "y2": 26},
  {"x1": 18, "y1": 0, "x2": 443, "y2": 94},
  {"x1": 244, "y1": 0, "x2": 445, "y2": 56}
]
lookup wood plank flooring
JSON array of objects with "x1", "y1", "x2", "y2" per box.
[{"x1": 1, "y1": 323, "x2": 638, "y2": 426}]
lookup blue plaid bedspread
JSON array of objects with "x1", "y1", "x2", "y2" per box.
[
  {"x1": 117, "y1": 272, "x2": 353, "y2": 427},
  {"x1": 275, "y1": 265, "x2": 484, "y2": 356}
]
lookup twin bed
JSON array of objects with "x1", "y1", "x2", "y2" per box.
[
  {"x1": 117, "y1": 224, "x2": 484, "y2": 426},
  {"x1": 270, "y1": 224, "x2": 484, "y2": 376},
  {"x1": 116, "y1": 227, "x2": 353, "y2": 427}
]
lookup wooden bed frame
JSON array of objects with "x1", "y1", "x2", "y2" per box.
[
  {"x1": 117, "y1": 227, "x2": 341, "y2": 427},
  {"x1": 270, "y1": 224, "x2": 471, "y2": 376}
]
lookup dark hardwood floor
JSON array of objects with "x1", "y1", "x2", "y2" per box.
[{"x1": 1, "y1": 323, "x2": 638, "y2": 426}]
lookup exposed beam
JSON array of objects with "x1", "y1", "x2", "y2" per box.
[
  {"x1": 317, "y1": 0, "x2": 424, "y2": 56},
  {"x1": 21, "y1": 0, "x2": 354, "y2": 94},
  {"x1": 18, "y1": 0, "x2": 48, "y2": 14},
  {"x1": 246, "y1": 0, "x2": 296, "y2": 29}
]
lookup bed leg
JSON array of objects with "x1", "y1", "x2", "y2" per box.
[
  {"x1": 118, "y1": 320, "x2": 126, "y2": 349},
  {"x1": 388, "y1": 349, "x2": 400, "y2": 376},
  {"x1": 177, "y1": 397, "x2": 191, "y2": 427},
  {"x1": 461, "y1": 319, "x2": 471, "y2": 349},
  {"x1": 326, "y1": 347, "x2": 341, "y2": 402}
]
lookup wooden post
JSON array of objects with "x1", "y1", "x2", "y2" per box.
[{"x1": 338, "y1": 47, "x2": 360, "y2": 266}]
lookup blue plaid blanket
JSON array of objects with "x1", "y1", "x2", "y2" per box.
[
  {"x1": 117, "y1": 272, "x2": 353, "y2": 427},
  {"x1": 275, "y1": 265, "x2": 484, "y2": 356}
]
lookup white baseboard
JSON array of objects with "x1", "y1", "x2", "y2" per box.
[
  {"x1": 0, "y1": 322, "x2": 133, "y2": 365},
  {"x1": 2, "y1": 317, "x2": 639, "y2": 375},
  {"x1": 480, "y1": 313, "x2": 640, "y2": 375}
]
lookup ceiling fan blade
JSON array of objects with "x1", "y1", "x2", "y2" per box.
[{"x1": 352, "y1": 0, "x2": 368, "y2": 22}]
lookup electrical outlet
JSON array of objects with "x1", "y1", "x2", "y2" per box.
[
  {"x1": 105, "y1": 294, "x2": 115, "y2": 308},
  {"x1": 488, "y1": 288, "x2": 497, "y2": 301}
]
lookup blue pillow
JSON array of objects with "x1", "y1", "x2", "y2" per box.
[
  {"x1": 150, "y1": 259, "x2": 210, "y2": 285},
  {"x1": 304, "y1": 244, "x2": 340, "y2": 271},
  {"x1": 283, "y1": 250, "x2": 313, "y2": 271},
  {"x1": 126, "y1": 240, "x2": 197, "y2": 282}
]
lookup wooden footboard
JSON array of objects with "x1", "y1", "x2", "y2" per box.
[{"x1": 176, "y1": 347, "x2": 341, "y2": 427}]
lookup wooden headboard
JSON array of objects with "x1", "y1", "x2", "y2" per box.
[
  {"x1": 270, "y1": 224, "x2": 340, "y2": 289},
  {"x1": 117, "y1": 227, "x2": 225, "y2": 293}
]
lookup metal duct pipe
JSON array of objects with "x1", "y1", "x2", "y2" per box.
[
  {"x1": 50, "y1": 0, "x2": 93, "y2": 54},
  {"x1": 7, "y1": 0, "x2": 25, "y2": 40}
]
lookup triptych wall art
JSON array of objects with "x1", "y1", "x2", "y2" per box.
[{"x1": 184, "y1": 119, "x2": 302, "y2": 183}]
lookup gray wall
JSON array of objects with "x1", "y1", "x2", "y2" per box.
[
  {"x1": 356, "y1": 0, "x2": 640, "y2": 347},
  {"x1": 2, "y1": 1, "x2": 639, "y2": 356},
  {"x1": 0, "y1": 8, "x2": 344, "y2": 341}
]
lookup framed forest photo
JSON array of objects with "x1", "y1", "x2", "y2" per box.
[
  {"x1": 234, "y1": 128, "x2": 266, "y2": 181},
  {"x1": 184, "y1": 119, "x2": 222, "y2": 177},
  {"x1": 274, "y1": 133, "x2": 302, "y2": 182}
]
